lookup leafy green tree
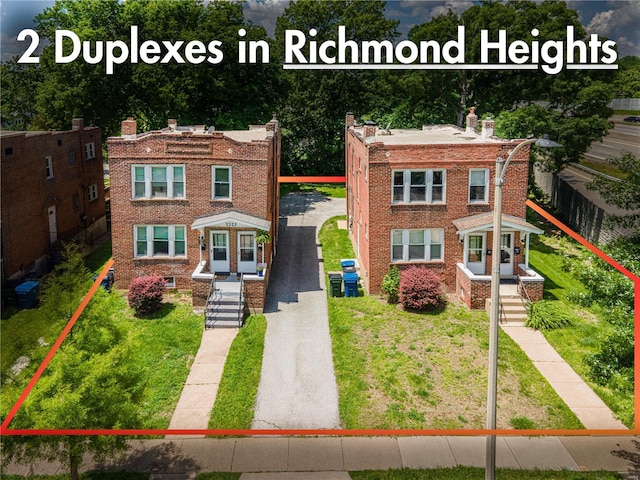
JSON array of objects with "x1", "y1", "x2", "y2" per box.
[
  {"x1": 1, "y1": 250, "x2": 143, "y2": 480},
  {"x1": 274, "y1": 0, "x2": 399, "y2": 175},
  {"x1": 0, "y1": 60, "x2": 43, "y2": 129},
  {"x1": 588, "y1": 152, "x2": 640, "y2": 229},
  {"x1": 613, "y1": 56, "x2": 640, "y2": 98}
]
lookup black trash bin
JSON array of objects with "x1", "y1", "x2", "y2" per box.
[
  {"x1": 15, "y1": 281, "x2": 40, "y2": 309},
  {"x1": 328, "y1": 272, "x2": 343, "y2": 297}
]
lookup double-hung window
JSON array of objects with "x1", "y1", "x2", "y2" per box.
[
  {"x1": 392, "y1": 169, "x2": 446, "y2": 204},
  {"x1": 88, "y1": 183, "x2": 98, "y2": 202},
  {"x1": 132, "y1": 165, "x2": 185, "y2": 199},
  {"x1": 212, "y1": 166, "x2": 231, "y2": 200},
  {"x1": 135, "y1": 225, "x2": 186, "y2": 257},
  {"x1": 85, "y1": 142, "x2": 96, "y2": 160},
  {"x1": 469, "y1": 168, "x2": 489, "y2": 203},
  {"x1": 45, "y1": 156, "x2": 54, "y2": 179},
  {"x1": 391, "y1": 228, "x2": 444, "y2": 262}
]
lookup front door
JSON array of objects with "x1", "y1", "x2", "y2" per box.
[
  {"x1": 48, "y1": 206, "x2": 57, "y2": 244},
  {"x1": 237, "y1": 231, "x2": 257, "y2": 274},
  {"x1": 466, "y1": 233, "x2": 486, "y2": 275},
  {"x1": 210, "y1": 231, "x2": 230, "y2": 274},
  {"x1": 500, "y1": 232, "x2": 514, "y2": 276}
]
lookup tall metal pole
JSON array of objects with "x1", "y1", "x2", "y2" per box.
[
  {"x1": 485, "y1": 155, "x2": 504, "y2": 480},
  {"x1": 485, "y1": 138, "x2": 539, "y2": 480}
]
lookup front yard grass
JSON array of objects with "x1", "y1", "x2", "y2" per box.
[
  {"x1": 209, "y1": 315, "x2": 267, "y2": 430},
  {"x1": 528, "y1": 232, "x2": 633, "y2": 427},
  {"x1": 320, "y1": 216, "x2": 581, "y2": 430},
  {"x1": 350, "y1": 468, "x2": 621, "y2": 479}
]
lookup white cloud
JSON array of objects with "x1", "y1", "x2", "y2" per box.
[
  {"x1": 585, "y1": 1, "x2": 640, "y2": 57},
  {"x1": 243, "y1": 0, "x2": 289, "y2": 36}
]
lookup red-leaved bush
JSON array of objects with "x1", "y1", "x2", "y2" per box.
[
  {"x1": 399, "y1": 267, "x2": 443, "y2": 311},
  {"x1": 128, "y1": 275, "x2": 167, "y2": 315}
]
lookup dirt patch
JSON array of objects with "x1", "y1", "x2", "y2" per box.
[{"x1": 10, "y1": 356, "x2": 30, "y2": 377}]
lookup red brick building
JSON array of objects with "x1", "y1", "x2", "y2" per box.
[
  {"x1": 1, "y1": 119, "x2": 107, "y2": 281},
  {"x1": 108, "y1": 118, "x2": 280, "y2": 318},
  {"x1": 345, "y1": 110, "x2": 544, "y2": 309}
]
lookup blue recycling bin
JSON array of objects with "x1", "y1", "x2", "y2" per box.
[
  {"x1": 93, "y1": 268, "x2": 114, "y2": 291},
  {"x1": 341, "y1": 259, "x2": 356, "y2": 273},
  {"x1": 15, "y1": 281, "x2": 40, "y2": 309},
  {"x1": 343, "y1": 272, "x2": 359, "y2": 297}
]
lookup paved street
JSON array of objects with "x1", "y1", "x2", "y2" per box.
[{"x1": 252, "y1": 193, "x2": 346, "y2": 430}]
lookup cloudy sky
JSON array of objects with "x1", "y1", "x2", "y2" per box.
[{"x1": 1, "y1": 0, "x2": 639, "y2": 62}]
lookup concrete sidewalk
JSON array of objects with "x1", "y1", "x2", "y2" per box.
[
  {"x1": 501, "y1": 324, "x2": 627, "y2": 430},
  {"x1": 7, "y1": 435, "x2": 638, "y2": 477},
  {"x1": 252, "y1": 193, "x2": 345, "y2": 430},
  {"x1": 167, "y1": 328, "x2": 238, "y2": 437}
]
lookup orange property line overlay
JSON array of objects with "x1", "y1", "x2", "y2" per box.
[
  {"x1": 278, "y1": 176, "x2": 346, "y2": 183},
  {"x1": 1, "y1": 202, "x2": 637, "y2": 437}
]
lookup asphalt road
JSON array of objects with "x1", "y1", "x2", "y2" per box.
[{"x1": 252, "y1": 192, "x2": 346, "y2": 430}]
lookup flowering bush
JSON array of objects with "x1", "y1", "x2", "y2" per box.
[
  {"x1": 128, "y1": 275, "x2": 167, "y2": 315},
  {"x1": 398, "y1": 267, "x2": 442, "y2": 311}
]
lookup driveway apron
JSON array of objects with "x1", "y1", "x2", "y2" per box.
[{"x1": 252, "y1": 193, "x2": 345, "y2": 429}]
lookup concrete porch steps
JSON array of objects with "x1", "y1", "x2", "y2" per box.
[{"x1": 486, "y1": 295, "x2": 528, "y2": 325}]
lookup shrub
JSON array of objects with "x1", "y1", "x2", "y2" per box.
[
  {"x1": 381, "y1": 266, "x2": 400, "y2": 304},
  {"x1": 584, "y1": 323, "x2": 634, "y2": 389},
  {"x1": 398, "y1": 267, "x2": 442, "y2": 311},
  {"x1": 525, "y1": 300, "x2": 573, "y2": 330},
  {"x1": 127, "y1": 275, "x2": 167, "y2": 315}
]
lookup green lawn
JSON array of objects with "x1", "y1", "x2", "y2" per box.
[
  {"x1": 280, "y1": 183, "x2": 346, "y2": 198},
  {"x1": 320, "y1": 217, "x2": 581, "y2": 430},
  {"x1": 209, "y1": 315, "x2": 267, "y2": 430},
  {"x1": 351, "y1": 468, "x2": 621, "y2": 479},
  {"x1": 528, "y1": 233, "x2": 633, "y2": 427}
]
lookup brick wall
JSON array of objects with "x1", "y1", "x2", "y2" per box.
[
  {"x1": 455, "y1": 264, "x2": 491, "y2": 309},
  {"x1": 1, "y1": 122, "x2": 106, "y2": 279},
  {"x1": 354, "y1": 137, "x2": 529, "y2": 295},
  {"x1": 108, "y1": 120, "x2": 279, "y2": 301}
]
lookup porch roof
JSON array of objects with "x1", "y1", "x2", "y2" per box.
[
  {"x1": 191, "y1": 211, "x2": 271, "y2": 231},
  {"x1": 453, "y1": 212, "x2": 543, "y2": 236}
]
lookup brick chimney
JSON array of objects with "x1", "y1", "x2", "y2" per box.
[
  {"x1": 465, "y1": 107, "x2": 478, "y2": 135},
  {"x1": 72, "y1": 118, "x2": 84, "y2": 131},
  {"x1": 363, "y1": 120, "x2": 377, "y2": 138},
  {"x1": 346, "y1": 112, "x2": 355, "y2": 129},
  {"x1": 168, "y1": 119, "x2": 178, "y2": 130},
  {"x1": 121, "y1": 117, "x2": 137, "y2": 137},
  {"x1": 481, "y1": 117, "x2": 495, "y2": 140}
]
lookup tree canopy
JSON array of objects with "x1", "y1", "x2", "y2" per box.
[{"x1": 1, "y1": 0, "x2": 632, "y2": 175}]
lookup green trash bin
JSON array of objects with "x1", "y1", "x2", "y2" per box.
[{"x1": 328, "y1": 272, "x2": 343, "y2": 297}]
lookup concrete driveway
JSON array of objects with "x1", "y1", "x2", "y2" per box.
[{"x1": 252, "y1": 192, "x2": 346, "y2": 430}]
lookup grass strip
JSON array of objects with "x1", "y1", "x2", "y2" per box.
[
  {"x1": 350, "y1": 467, "x2": 621, "y2": 479},
  {"x1": 209, "y1": 315, "x2": 267, "y2": 430}
]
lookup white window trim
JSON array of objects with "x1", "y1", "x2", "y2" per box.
[
  {"x1": 88, "y1": 183, "x2": 98, "y2": 202},
  {"x1": 163, "y1": 276, "x2": 176, "y2": 288},
  {"x1": 45, "y1": 156, "x2": 54, "y2": 179},
  {"x1": 134, "y1": 225, "x2": 187, "y2": 258},
  {"x1": 391, "y1": 228, "x2": 444, "y2": 263},
  {"x1": 212, "y1": 166, "x2": 232, "y2": 201},
  {"x1": 131, "y1": 165, "x2": 186, "y2": 199},
  {"x1": 469, "y1": 168, "x2": 490, "y2": 203},
  {"x1": 85, "y1": 142, "x2": 96, "y2": 160},
  {"x1": 391, "y1": 169, "x2": 446, "y2": 204}
]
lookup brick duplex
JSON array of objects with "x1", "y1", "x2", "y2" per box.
[
  {"x1": 108, "y1": 118, "x2": 280, "y2": 312},
  {"x1": 345, "y1": 110, "x2": 544, "y2": 309}
]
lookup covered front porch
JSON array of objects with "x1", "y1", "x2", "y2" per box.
[
  {"x1": 453, "y1": 212, "x2": 545, "y2": 309},
  {"x1": 190, "y1": 210, "x2": 272, "y2": 314}
]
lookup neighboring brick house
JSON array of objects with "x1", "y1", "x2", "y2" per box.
[
  {"x1": 345, "y1": 109, "x2": 544, "y2": 309},
  {"x1": 1, "y1": 119, "x2": 107, "y2": 282},
  {"x1": 108, "y1": 118, "x2": 280, "y2": 315}
]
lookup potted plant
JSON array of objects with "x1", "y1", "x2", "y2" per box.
[
  {"x1": 256, "y1": 264, "x2": 266, "y2": 277},
  {"x1": 255, "y1": 230, "x2": 271, "y2": 264}
]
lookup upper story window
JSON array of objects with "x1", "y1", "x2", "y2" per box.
[
  {"x1": 391, "y1": 228, "x2": 444, "y2": 262},
  {"x1": 392, "y1": 169, "x2": 445, "y2": 204},
  {"x1": 69, "y1": 149, "x2": 76, "y2": 165},
  {"x1": 135, "y1": 225, "x2": 186, "y2": 258},
  {"x1": 85, "y1": 142, "x2": 96, "y2": 160},
  {"x1": 212, "y1": 166, "x2": 231, "y2": 200},
  {"x1": 469, "y1": 168, "x2": 489, "y2": 203},
  {"x1": 132, "y1": 165, "x2": 185, "y2": 199},
  {"x1": 88, "y1": 183, "x2": 98, "y2": 202},
  {"x1": 45, "y1": 156, "x2": 54, "y2": 179}
]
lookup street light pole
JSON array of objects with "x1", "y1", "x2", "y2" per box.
[{"x1": 485, "y1": 136, "x2": 561, "y2": 480}]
